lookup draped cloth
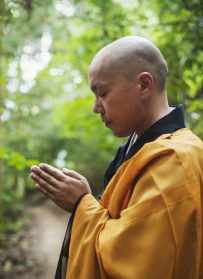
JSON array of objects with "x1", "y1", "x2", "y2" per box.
[
  {"x1": 66, "y1": 128, "x2": 203, "y2": 279},
  {"x1": 55, "y1": 105, "x2": 186, "y2": 278},
  {"x1": 55, "y1": 105, "x2": 203, "y2": 279}
]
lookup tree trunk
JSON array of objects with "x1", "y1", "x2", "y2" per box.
[{"x1": 0, "y1": 2, "x2": 5, "y2": 201}]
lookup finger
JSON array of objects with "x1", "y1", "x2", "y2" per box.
[
  {"x1": 31, "y1": 166, "x2": 59, "y2": 188},
  {"x1": 31, "y1": 174, "x2": 47, "y2": 194},
  {"x1": 34, "y1": 178, "x2": 56, "y2": 200},
  {"x1": 30, "y1": 171, "x2": 39, "y2": 183},
  {"x1": 38, "y1": 163, "x2": 66, "y2": 181},
  {"x1": 62, "y1": 168, "x2": 83, "y2": 181},
  {"x1": 36, "y1": 184, "x2": 55, "y2": 200},
  {"x1": 36, "y1": 183, "x2": 47, "y2": 195},
  {"x1": 30, "y1": 165, "x2": 39, "y2": 172},
  {"x1": 30, "y1": 172, "x2": 57, "y2": 196}
]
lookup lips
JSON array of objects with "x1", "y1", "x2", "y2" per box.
[
  {"x1": 101, "y1": 116, "x2": 111, "y2": 126},
  {"x1": 104, "y1": 120, "x2": 112, "y2": 127}
]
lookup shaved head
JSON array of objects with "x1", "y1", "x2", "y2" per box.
[{"x1": 89, "y1": 36, "x2": 168, "y2": 92}]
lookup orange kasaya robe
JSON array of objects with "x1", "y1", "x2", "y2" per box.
[{"x1": 66, "y1": 128, "x2": 203, "y2": 279}]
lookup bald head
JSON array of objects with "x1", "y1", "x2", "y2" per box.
[{"x1": 89, "y1": 36, "x2": 168, "y2": 93}]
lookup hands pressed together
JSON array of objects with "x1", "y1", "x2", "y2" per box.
[{"x1": 30, "y1": 163, "x2": 92, "y2": 212}]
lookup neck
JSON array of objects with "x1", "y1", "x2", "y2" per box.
[{"x1": 136, "y1": 101, "x2": 171, "y2": 137}]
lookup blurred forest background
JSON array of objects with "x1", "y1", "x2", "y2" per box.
[{"x1": 0, "y1": 0, "x2": 203, "y2": 278}]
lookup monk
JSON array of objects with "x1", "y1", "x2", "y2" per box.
[{"x1": 30, "y1": 36, "x2": 203, "y2": 279}]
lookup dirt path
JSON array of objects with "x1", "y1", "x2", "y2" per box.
[
  {"x1": 0, "y1": 199, "x2": 69, "y2": 279},
  {"x1": 28, "y1": 200, "x2": 69, "y2": 279}
]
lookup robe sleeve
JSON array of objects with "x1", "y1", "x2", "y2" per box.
[{"x1": 67, "y1": 147, "x2": 198, "y2": 279}]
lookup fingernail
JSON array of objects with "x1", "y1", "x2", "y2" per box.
[
  {"x1": 39, "y1": 163, "x2": 46, "y2": 168},
  {"x1": 31, "y1": 165, "x2": 37, "y2": 171}
]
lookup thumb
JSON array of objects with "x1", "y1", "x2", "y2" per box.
[{"x1": 62, "y1": 168, "x2": 83, "y2": 181}]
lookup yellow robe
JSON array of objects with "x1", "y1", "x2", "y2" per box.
[{"x1": 66, "y1": 128, "x2": 203, "y2": 279}]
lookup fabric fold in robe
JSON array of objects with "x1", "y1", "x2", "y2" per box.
[{"x1": 67, "y1": 128, "x2": 203, "y2": 279}]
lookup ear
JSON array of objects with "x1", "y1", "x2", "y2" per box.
[{"x1": 136, "y1": 72, "x2": 153, "y2": 94}]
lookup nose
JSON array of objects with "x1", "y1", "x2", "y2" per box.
[{"x1": 93, "y1": 98, "x2": 104, "y2": 114}]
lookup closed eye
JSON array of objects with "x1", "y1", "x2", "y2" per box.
[
  {"x1": 99, "y1": 92, "x2": 106, "y2": 98},
  {"x1": 90, "y1": 82, "x2": 109, "y2": 98}
]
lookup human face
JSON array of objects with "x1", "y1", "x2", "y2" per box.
[{"x1": 89, "y1": 68, "x2": 145, "y2": 137}]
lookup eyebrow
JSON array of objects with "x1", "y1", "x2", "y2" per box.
[{"x1": 90, "y1": 82, "x2": 108, "y2": 94}]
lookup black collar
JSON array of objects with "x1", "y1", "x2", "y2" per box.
[{"x1": 103, "y1": 105, "x2": 185, "y2": 188}]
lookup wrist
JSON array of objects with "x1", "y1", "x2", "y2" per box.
[{"x1": 72, "y1": 192, "x2": 89, "y2": 213}]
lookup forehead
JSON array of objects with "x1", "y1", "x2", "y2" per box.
[
  {"x1": 88, "y1": 52, "x2": 130, "y2": 92},
  {"x1": 88, "y1": 65, "x2": 114, "y2": 92}
]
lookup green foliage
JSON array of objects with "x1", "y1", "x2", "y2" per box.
[
  {"x1": 0, "y1": 0, "x2": 202, "y2": 237},
  {"x1": 145, "y1": 0, "x2": 203, "y2": 131},
  {"x1": 0, "y1": 147, "x2": 38, "y2": 170}
]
